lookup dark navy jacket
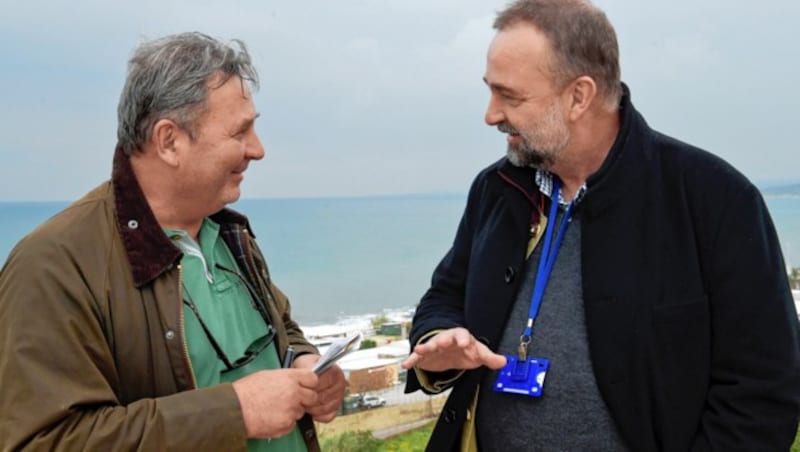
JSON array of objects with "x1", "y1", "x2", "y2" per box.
[{"x1": 406, "y1": 87, "x2": 800, "y2": 451}]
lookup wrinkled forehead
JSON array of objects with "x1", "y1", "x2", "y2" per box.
[
  {"x1": 486, "y1": 23, "x2": 557, "y2": 89},
  {"x1": 207, "y1": 73, "x2": 253, "y2": 99},
  {"x1": 195, "y1": 74, "x2": 258, "y2": 129},
  {"x1": 488, "y1": 23, "x2": 554, "y2": 72}
]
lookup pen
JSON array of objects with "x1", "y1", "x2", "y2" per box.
[{"x1": 282, "y1": 346, "x2": 296, "y2": 368}]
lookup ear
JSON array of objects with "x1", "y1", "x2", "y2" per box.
[
  {"x1": 151, "y1": 118, "x2": 182, "y2": 168},
  {"x1": 565, "y1": 76, "x2": 597, "y2": 121}
]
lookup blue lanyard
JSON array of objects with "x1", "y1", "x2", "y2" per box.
[{"x1": 520, "y1": 179, "x2": 574, "y2": 355}]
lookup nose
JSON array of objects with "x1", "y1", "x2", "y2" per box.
[
  {"x1": 246, "y1": 131, "x2": 265, "y2": 161},
  {"x1": 484, "y1": 93, "x2": 504, "y2": 126}
]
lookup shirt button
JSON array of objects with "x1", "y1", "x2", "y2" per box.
[
  {"x1": 127, "y1": 219, "x2": 139, "y2": 229},
  {"x1": 165, "y1": 330, "x2": 176, "y2": 340},
  {"x1": 504, "y1": 266, "x2": 516, "y2": 284},
  {"x1": 443, "y1": 408, "x2": 457, "y2": 423}
]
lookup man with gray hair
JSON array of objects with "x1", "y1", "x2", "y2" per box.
[
  {"x1": 402, "y1": 0, "x2": 800, "y2": 450},
  {"x1": 0, "y1": 32, "x2": 345, "y2": 451}
]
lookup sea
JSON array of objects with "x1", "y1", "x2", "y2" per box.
[{"x1": 1, "y1": 192, "x2": 798, "y2": 328}]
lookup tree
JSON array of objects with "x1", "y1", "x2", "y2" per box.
[{"x1": 371, "y1": 315, "x2": 389, "y2": 331}]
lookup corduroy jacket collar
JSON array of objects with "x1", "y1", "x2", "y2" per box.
[{"x1": 111, "y1": 147, "x2": 253, "y2": 288}]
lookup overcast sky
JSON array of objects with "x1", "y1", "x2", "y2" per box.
[{"x1": 0, "y1": 0, "x2": 797, "y2": 201}]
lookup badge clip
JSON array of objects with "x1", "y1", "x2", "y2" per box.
[{"x1": 493, "y1": 355, "x2": 550, "y2": 398}]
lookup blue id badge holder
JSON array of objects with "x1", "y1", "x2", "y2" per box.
[
  {"x1": 493, "y1": 354, "x2": 549, "y2": 397},
  {"x1": 492, "y1": 180, "x2": 569, "y2": 398}
]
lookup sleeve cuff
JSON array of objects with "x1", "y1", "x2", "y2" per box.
[{"x1": 412, "y1": 330, "x2": 466, "y2": 393}]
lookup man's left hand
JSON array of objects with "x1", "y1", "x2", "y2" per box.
[{"x1": 292, "y1": 354, "x2": 347, "y2": 423}]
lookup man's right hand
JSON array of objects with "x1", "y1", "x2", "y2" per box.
[
  {"x1": 400, "y1": 327, "x2": 507, "y2": 372},
  {"x1": 232, "y1": 368, "x2": 319, "y2": 439}
]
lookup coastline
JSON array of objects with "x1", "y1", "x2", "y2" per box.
[
  {"x1": 300, "y1": 278, "x2": 800, "y2": 344},
  {"x1": 299, "y1": 305, "x2": 415, "y2": 343}
]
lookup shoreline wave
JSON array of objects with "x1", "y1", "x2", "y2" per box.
[{"x1": 299, "y1": 305, "x2": 415, "y2": 340}]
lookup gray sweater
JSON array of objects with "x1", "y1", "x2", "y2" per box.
[{"x1": 477, "y1": 214, "x2": 627, "y2": 451}]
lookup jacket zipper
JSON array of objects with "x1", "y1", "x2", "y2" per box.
[{"x1": 177, "y1": 264, "x2": 198, "y2": 388}]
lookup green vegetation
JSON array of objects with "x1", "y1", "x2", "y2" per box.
[
  {"x1": 789, "y1": 267, "x2": 800, "y2": 290},
  {"x1": 359, "y1": 338, "x2": 377, "y2": 350},
  {"x1": 320, "y1": 430, "x2": 381, "y2": 451},
  {"x1": 323, "y1": 424, "x2": 798, "y2": 450},
  {"x1": 371, "y1": 315, "x2": 390, "y2": 330},
  {"x1": 380, "y1": 422, "x2": 435, "y2": 451},
  {"x1": 320, "y1": 422, "x2": 434, "y2": 452}
]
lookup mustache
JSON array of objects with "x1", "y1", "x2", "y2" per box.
[{"x1": 497, "y1": 123, "x2": 519, "y2": 135}]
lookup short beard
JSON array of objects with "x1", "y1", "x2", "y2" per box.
[
  {"x1": 506, "y1": 144, "x2": 549, "y2": 168},
  {"x1": 504, "y1": 101, "x2": 569, "y2": 169}
]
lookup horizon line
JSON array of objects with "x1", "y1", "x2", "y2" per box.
[
  {"x1": 0, "y1": 190, "x2": 470, "y2": 204},
  {"x1": 1, "y1": 180, "x2": 799, "y2": 204}
]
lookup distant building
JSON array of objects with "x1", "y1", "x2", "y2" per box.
[
  {"x1": 793, "y1": 290, "x2": 800, "y2": 319},
  {"x1": 789, "y1": 267, "x2": 800, "y2": 290},
  {"x1": 337, "y1": 340, "x2": 410, "y2": 393},
  {"x1": 378, "y1": 322, "x2": 404, "y2": 337},
  {"x1": 346, "y1": 361, "x2": 398, "y2": 393}
]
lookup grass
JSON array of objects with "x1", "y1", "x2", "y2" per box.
[
  {"x1": 320, "y1": 421, "x2": 434, "y2": 452},
  {"x1": 323, "y1": 423, "x2": 800, "y2": 451},
  {"x1": 378, "y1": 421, "x2": 435, "y2": 452}
]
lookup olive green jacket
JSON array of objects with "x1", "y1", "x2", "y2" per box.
[{"x1": 0, "y1": 149, "x2": 320, "y2": 451}]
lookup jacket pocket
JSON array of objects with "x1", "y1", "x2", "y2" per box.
[
  {"x1": 653, "y1": 294, "x2": 709, "y2": 326},
  {"x1": 651, "y1": 294, "x2": 710, "y2": 427},
  {"x1": 652, "y1": 294, "x2": 710, "y2": 352}
]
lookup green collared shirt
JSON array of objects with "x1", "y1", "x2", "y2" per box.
[{"x1": 167, "y1": 218, "x2": 306, "y2": 452}]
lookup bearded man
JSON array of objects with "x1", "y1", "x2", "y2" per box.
[{"x1": 402, "y1": 1, "x2": 800, "y2": 450}]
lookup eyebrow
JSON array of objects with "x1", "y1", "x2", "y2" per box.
[
  {"x1": 234, "y1": 112, "x2": 260, "y2": 134},
  {"x1": 482, "y1": 77, "x2": 519, "y2": 96}
]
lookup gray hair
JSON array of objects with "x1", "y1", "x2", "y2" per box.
[
  {"x1": 494, "y1": 0, "x2": 621, "y2": 108},
  {"x1": 116, "y1": 32, "x2": 259, "y2": 155}
]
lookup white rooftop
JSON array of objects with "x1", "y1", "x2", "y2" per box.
[
  {"x1": 301, "y1": 324, "x2": 366, "y2": 341},
  {"x1": 335, "y1": 339, "x2": 410, "y2": 372}
]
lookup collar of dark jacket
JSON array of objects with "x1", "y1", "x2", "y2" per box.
[
  {"x1": 111, "y1": 146, "x2": 254, "y2": 287},
  {"x1": 494, "y1": 82, "x2": 648, "y2": 219},
  {"x1": 497, "y1": 159, "x2": 538, "y2": 201},
  {"x1": 581, "y1": 82, "x2": 646, "y2": 218}
]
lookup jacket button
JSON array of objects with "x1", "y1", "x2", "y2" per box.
[
  {"x1": 127, "y1": 219, "x2": 139, "y2": 229},
  {"x1": 504, "y1": 266, "x2": 515, "y2": 284},
  {"x1": 443, "y1": 408, "x2": 457, "y2": 423},
  {"x1": 165, "y1": 330, "x2": 176, "y2": 340}
]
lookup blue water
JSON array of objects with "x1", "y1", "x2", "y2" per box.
[
  {"x1": 1, "y1": 194, "x2": 798, "y2": 324},
  {"x1": 233, "y1": 196, "x2": 465, "y2": 325},
  {"x1": 0, "y1": 195, "x2": 466, "y2": 325},
  {"x1": 765, "y1": 196, "x2": 800, "y2": 269}
]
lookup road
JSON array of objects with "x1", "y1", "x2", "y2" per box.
[{"x1": 364, "y1": 382, "x2": 450, "y2": 407}]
